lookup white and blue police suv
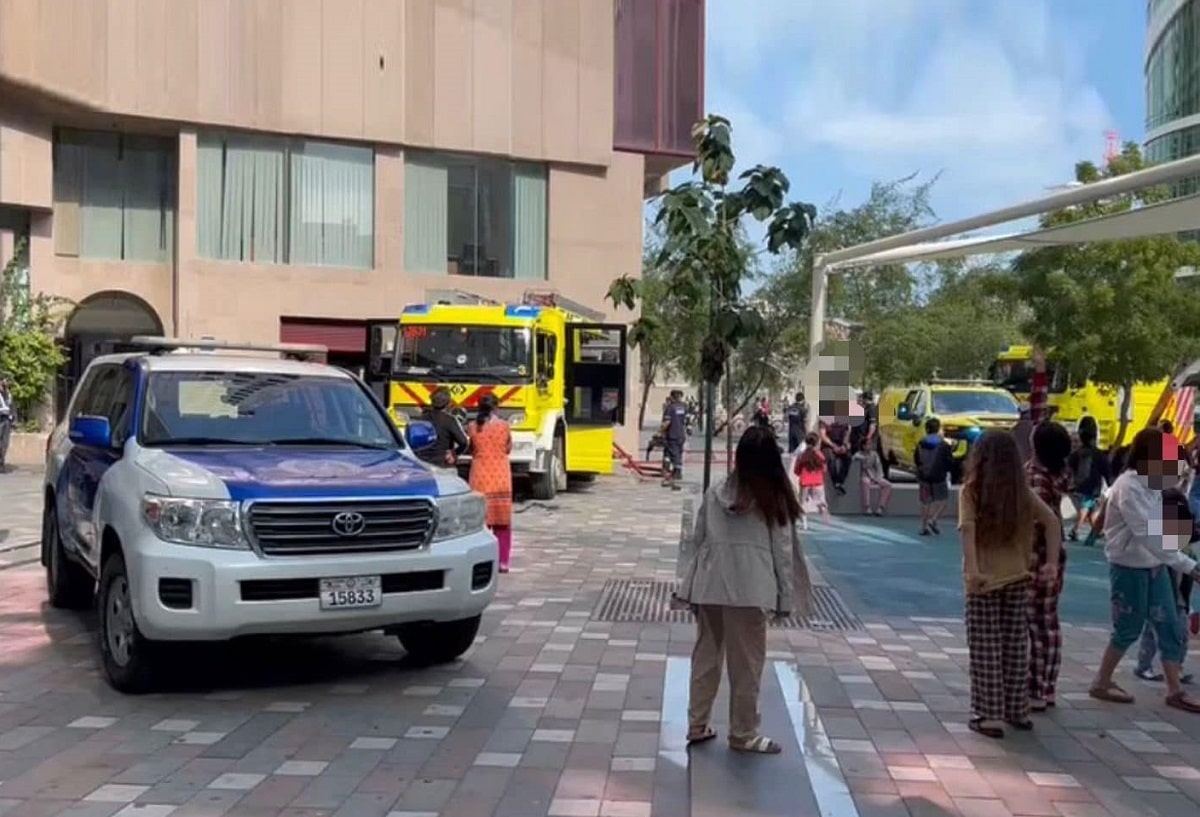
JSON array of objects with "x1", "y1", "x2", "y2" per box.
[{"x1": 41, "y1": 337, "x2": 496, "y2": 692}]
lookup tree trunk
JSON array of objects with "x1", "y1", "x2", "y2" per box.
[
  {"x1": 1115, "y1": 382, "x2": 1133, "y2": 449},
  {"x1": 712, "y1": 366, "x2": 770, "y2": 437},
  {"x1": 702, "y1": 380, "x2": 715, "y2": 490},
  {"x1": 637, "y1": 358, "x2": 657, "y2": 431},
  {"x1": 724, "y1": 358, "x2": 734, "y2": 475}
]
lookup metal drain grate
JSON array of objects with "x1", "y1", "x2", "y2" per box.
[{"x1": 591, "y1": 579, "x2": 864, "y2": 631}]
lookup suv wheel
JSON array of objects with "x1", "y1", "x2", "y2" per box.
[
  {"x1": 397, "y1": 615, "x2": 481, "y2": 664},
  {"x1": 98, "y1": 553, "x2": 158, "y2": 694},
  {"x1": 45, "y1": 506, "x2": 94, "y2": 610}
]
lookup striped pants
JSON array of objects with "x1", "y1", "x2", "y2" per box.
[{"x1": 966, "y1": 580, "x2": 1030, "y2": 722}]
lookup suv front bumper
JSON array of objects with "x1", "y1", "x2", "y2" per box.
[{"x1": 125, "y1": 529, "x2": 498, "y2": 641}]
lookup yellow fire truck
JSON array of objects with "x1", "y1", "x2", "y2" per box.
[
  {"x1": 366, "y1": 292, "x2": 628, "y2": 499},
  {"x1": 989, "y1": 344, "x2": 1196, "y2": 447}
]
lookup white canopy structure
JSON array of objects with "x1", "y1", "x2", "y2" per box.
[{"x1": 808, "y1": 151, "x2": 1200, "y2": 357}]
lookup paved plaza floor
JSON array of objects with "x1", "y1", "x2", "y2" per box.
[{"x1": 1, "y1": 469, "x2": 1200, "y2": 817}]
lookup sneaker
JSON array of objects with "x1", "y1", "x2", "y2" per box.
[
  {"x1": 920, "y1": 526, "x2": 930, "y2": 536},
  {"x1": 835, "y1": 484, "x2": 847, "y2": 496},
  {"x1": 874, "y1": 508, "x2": 884, "y2": 516},
  {"x1": 1183, "y1": 674, "x2": 1195, "y2": 686},
  {"x1": 929, "y1": 520, "x2": 941, "y2": 535},
  {"x1": 1134, "y1": 667, "x2": 1165, "y2": 682}
]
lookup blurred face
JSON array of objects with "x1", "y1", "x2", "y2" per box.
[
  {"x1": 1140, "y1": 448, "x2": 1181, "y2": 490},
  {"x1": 1152, "y1": 501, "x2": 1193, "y2": 551}
]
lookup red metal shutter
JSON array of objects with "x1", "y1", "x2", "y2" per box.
[{"x1": 279, "y1": 320, "x2": 367, "y2": 353}]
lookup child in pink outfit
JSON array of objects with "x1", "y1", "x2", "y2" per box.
[
  {"x1": 794, "y1": 432, "x2": 832, "y2": 528},
  {"x1": 859, "y1": 437, "x2": 892, "y2": 516}
]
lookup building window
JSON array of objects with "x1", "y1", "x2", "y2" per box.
[
  {"x1": 53, "y1": 129, "x2": 176, "y2": 262},
  {"x1": 404, "y1": 152, "x2": 547, "y2": 280},
  {"x1": 197, "y1": 133, "x2": 374, "y2": 269}
]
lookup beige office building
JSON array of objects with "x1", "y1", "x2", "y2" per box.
[{"x1": 0, "y1": 0, "x2": 704, "y2": 423}]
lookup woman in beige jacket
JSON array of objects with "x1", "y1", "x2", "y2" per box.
[{"x1": 678, "y1": 425, "x2": 813, "y2": 754}]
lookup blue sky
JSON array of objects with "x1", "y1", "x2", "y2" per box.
[{"x1": 701, "y1": 0, "x2": 1149, "y2": 225}]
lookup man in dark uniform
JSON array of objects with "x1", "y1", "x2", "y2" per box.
[
  {"x1": 785, "y1": 391, "x2": 809, "y2": 453},
  {"x1": 416, "y1": 387, "x2": 470, "y2": 468},
  {"x1": 854, "y1": 390, "x2": 885, "y2": 477},
  {"x1": 661, "y1": 389, "x2": 687, "y2": 489}
]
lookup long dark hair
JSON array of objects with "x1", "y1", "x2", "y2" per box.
[
  {"x1": 730, "y1": 425, "x2": 801, "y2": 526},
  {"x1": 476, "y1": 394, "x2": 498, "y2": 425},
  {"x1": 964, "y1": 430, "x2": 1035, "y2": 551}
]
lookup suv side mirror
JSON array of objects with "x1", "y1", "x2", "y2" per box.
[
  {"x1": 405, "y1": 419, "x2": 437, "y2": 451},
  {"x1": 896, "y1": 405, "x2": 910, "y2": 421},
  {"x1": 69, "y1": 415, "x2": 112, "y2": 449}
]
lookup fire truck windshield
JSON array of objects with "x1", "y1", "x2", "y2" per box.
[{"x1": 394, "y1": 325, "x2": 532, "y2": 382}]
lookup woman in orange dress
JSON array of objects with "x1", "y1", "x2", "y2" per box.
[{"x1": 468, "y1": 395, "x2": 514, "y2": 572}]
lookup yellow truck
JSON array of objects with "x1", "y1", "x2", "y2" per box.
[
  {"x1": 366, "y1": 292, "x2": 628, "y2": 499},
  {"x1": 878, "y1": 381, "x2": 1021, "y2": 483},
  {"x1": 989, "y1": 344, "x2": 1195, "y2": 448}
]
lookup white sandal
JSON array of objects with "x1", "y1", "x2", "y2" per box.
[{"x1": 730, "y1": 735, "x2": 782, "y2": 754}]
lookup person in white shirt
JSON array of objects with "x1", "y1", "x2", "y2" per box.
[{"x1": 1089, "y1": 427, "x2": 1200, "y2": 714}]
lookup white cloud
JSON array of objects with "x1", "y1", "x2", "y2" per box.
[{"x1": 705, "y1": 0, "x2": 1116, "y2": 218}]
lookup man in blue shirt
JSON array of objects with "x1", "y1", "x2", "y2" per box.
[
  {"x1": 662, "y1": 389, "x2": 687, "y2": 489},
  {"x1": 785, "y1": 391, "x2": 809, "y2": 453}
]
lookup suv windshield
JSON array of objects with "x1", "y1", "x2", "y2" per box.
[
  {"x1": 140, "y1": 371, "x2": 399, "y2": 448},
  {"x1": 394, "y1": 325, "x2": 531, "y2": 381},
  {"x1": 932, "y1": 390, "x2": 1020, "y2": 416}
]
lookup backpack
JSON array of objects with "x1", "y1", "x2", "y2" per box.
[
  {"x1": 916, "y1": 442, "x2": 948, "y2": 482},
  {"x1": 1071, "y1": 448, "x2": 1095, "y2": 492}
]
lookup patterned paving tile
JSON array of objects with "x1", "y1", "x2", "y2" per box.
[{"x1": 3, "y1": 473, "x2": 1200, "y2": 817}]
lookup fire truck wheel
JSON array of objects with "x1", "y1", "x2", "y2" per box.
[{"x1": 531, "y1": 438, "x2": 564, "y2": 501}]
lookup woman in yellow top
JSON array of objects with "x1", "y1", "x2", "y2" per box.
[{"x1": 958, "y1": 430, "x2": 1062, "y2": 738}]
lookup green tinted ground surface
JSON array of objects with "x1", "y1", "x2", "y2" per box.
[{"x1": 805, "y1": 516, "x2": 1113, "y2": 624}]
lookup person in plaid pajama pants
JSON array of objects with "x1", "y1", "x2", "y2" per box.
[
  {"x1": 960, "y1": 431, "x2": 1063, "y2": 739},
  {"x1": 966, "y1": 581, "x2": 1031, "y2": 728},
  {"x1": 1026, "y1": 422, "x2": 1072, "y2": 710}
]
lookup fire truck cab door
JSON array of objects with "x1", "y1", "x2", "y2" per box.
[{"x1": 365, "y1": 320, "x2": 398, "y2": 403}]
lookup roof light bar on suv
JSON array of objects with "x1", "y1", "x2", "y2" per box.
[{"x1": 126, "y1": 335, "x2": 328, "y2": 361}]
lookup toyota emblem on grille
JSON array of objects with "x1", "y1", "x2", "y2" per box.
[{"x1": 331, "y1": 511, "x2": 367, "y2": 537}]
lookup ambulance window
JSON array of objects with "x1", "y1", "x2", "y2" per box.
[{"x1": 912, "y1": 390, "x2": 928, "y2": 418}]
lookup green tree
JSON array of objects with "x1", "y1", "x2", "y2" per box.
[
  {"x1": 864, "y1": 264, "x2": 1024, "y2": 387},
  {"x1": 1007, "y1": 142, "x2": 1200, "y2": 442},
  {"x1": 0, "y1": 239, "x2": 69, "y2": 424},
  {"x1": 769, "y1": 174, "x2": 940, "y2": 386},
  {"x1": 608, "y1": 115, "x2": 816, "y2": 487}
]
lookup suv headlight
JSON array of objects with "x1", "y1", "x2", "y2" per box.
[
  {"x1": 433, "y1": 492, "x2": 486, "y2": 541},
  {"x1": 142, "y1": 495, "x2": 248, "y2": 549},
  {"x1": 505, "y1": 412, "x2": 527, "y2": 427}
]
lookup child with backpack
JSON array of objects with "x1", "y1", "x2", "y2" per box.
[
  {"x1": 1067, "y1": 416, "x2": 1109, "y2": 541},
  {"x1": 1133, "y1": 487, "x2": 1195, "y2": 684},
  {"x1": 795, "y1": 432, "x2": 831, "y2": 529},
  {"x1": 914, "y1": 417, "x2": 954, "y2": 536},
  {"x1": 858, "y1": 435, "x2": 892, "y2": 516}
]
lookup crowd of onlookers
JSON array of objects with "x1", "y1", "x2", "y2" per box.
[{"x1": 955, "y1": 356, "x2": 1200, "y2": 737}]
